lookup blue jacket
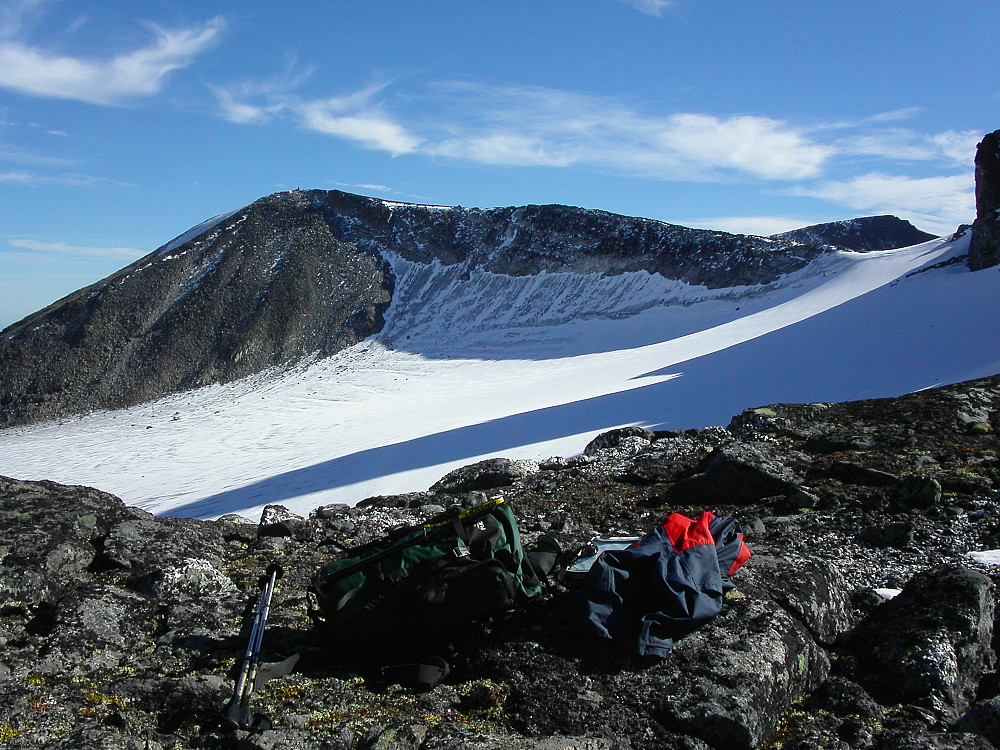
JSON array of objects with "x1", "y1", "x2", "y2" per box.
[{"x1": 575, "y1": 512, "x2": 751, "y2": 657}]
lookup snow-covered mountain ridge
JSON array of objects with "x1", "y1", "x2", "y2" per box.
[
  {"x1": 0, "y1": 189, "x2": 933, "y2": 429},
  {"x1": 1, "y1": 225, "x2": 996, "y2": 521}
]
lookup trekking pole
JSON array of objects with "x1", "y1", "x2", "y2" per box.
[{"x1": 223, "y1": 563, "x2": 282, "y2": 731}]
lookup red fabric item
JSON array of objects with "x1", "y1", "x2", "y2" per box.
[
  {"x1": 663, "y1": 511, "x2": 716, "y2": 553},
  {"x1": 663, "y1": 511, "x2": 752, "y2": 576},
  {"x1": 729, "y1": 535, "x2": 752, "y2": 575}
]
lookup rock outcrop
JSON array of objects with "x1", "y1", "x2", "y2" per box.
[
  {"x1": 971, "y1": 130, "x2": 1000, "y2": 271},
  {"x1": 0, "y1": 374, "x2": 997, "y2": 749}
]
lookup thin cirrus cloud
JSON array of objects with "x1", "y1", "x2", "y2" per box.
[
  {"x1": 212, "y1": 80, "x2": 422, "y2": 156},
  {"x1": 0, "y1": 170, "x2": 133, "y2": 187},
  {"x1": 293, "y1": 94, "x2": 422, "y2": 157},
  {"x1": 684, "y1": 215, "x2": 821, "y2": 237},
  {"x1": 834, "y1": 128, "x2": 981, "y2": 168},
  {"x1": 212, "y1": 74, "x2": 976, "y2": 232},
  {"x1": 617, "y1": 0, "x2": 674, "y2": 17},
  {"x1": 215, "y1": 79, "x2": 834, "y2": 181},
  {"x1": 0, "y1": 16, "x2": 225, "y2": 105},
  {"x1": 424, "y1": 84, "x2": 833, "y2": 181},
  {"x1": 0, "y1": 144, "x2": 76, "y2": 167},
  {"x1": 7, "y1": 238, "x2": 142, "y2": 261},
  {"x1": 207, "y1": 58, "x2": 313, "y2": 125}
]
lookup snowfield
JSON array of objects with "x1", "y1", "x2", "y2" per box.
[{"x1": 1, "y1": 233, "x2": 997, "y2": 521}]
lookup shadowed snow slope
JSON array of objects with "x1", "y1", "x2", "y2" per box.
[{"x1": 0, "y1": 233, "x2": 997, "y2": 520}]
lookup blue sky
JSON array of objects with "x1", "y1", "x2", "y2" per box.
[{"x1": 1, "y1": 0, "x2": 996, "y2": 329}]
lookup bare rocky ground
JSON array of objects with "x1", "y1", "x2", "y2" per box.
[{"x1": 0, "y1": 374, "x2": 998, "y2": 750}]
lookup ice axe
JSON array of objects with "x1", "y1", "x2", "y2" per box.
[{"x1": 223, "y1": 563, "x2": 284, "y2": 732}]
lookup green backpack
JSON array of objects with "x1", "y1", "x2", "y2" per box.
[{"x1": 310, "y1": 498, "x2": 555, "y2": 689}]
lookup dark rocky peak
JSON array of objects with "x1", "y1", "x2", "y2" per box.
[
  {"x1": 770, "y1": 215, "x2": 936, "y2": 252},
  {"x1": 971, "y1": 129, "x2": 1000, "y2": 271}
]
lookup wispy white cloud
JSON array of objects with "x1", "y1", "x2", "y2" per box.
[
  {"x1": 293, "y1": 92, "x2": 421, "y2": 156},
  {"x1": 7, "y1": 238, "x2": 141, "y2": 260},
  {"x1": 211, "y1": 78, "x2": 422, "y2": 156},
  {"x1": 617, "y1": 0, "x2": 674, "y2": 17},
  {"x1": 0, "y1": 0, "x2": 46, "y2": 38},
  {"x1": 793, "y1": 173, "x2": 974, "y2": 235},
  {"x1": 867, "y1": 107, "x2": 924, "y2": 123},
  {"x1": 0, "y1": 14, "x2": 224, "y2": 105},
  {"x1": 432, "y1": 132, "x2": 579, "y2": 167},
  {"x1": 0, "y1": 170, "x2": 133, "y2": 187},
  {"x1": 419, "y1": 84, "x2": 832, "y2": 180},
  {"x1": 329, "y1": 181, "x2": 396, "y2": 193},
  {"x1": 209, "y1": 56, "x2": 311, "y2": 124},
  {"x1": 208, "y1": 71, "x2": 978, "y2": 232},
  {"x1": 211, "y1": 85, "x2": 279, "y2": 125},
  {"x1": 0, "y1": 143, "x2": 75, "y2": 167},
  {"x1": 835, "y1": 127, "x2": 980, "y2": 168},
  {"x1": 656, "y1": 113, "x2": 833, "y2": 180},
  {"x1": 928, "y1": 130, "x2": 982, "y2": 166}
]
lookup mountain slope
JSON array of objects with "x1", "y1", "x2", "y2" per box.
[
  {"x1": 1, "y1": 189, "x2": 871, "y2": 428},
  {"x1": 1, "y1": 232, "x2": 996, "y2": 521},
  {"x1": 0, "y1": 192, "x2": 394, "y2": 428}
]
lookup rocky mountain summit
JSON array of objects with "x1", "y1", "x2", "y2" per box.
[
  {"x1": 0, "y1": 190, "x2": 928, "y2": 430},
  {"x1": 971, "y1": 129, "x2": 1000, "y2": 271},
  {"x1": 771, "y1": 215, "x2": 934, "y2": 253},
  {"x1": 1, "y1": 374, "x2": 997, "y2": 750}
]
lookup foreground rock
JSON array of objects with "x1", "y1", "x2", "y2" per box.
[
  {"x1": 848, "y1": 564, "x2": 995, "y2": 723},
  {"x1": 0, "y1": 374, "x2": 997, "y2": 749}
]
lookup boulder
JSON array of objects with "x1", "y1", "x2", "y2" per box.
[
  {"x1": 430, "y1": 458, "x2": 541, "y2": 494},
  {"x1": 847, "y1": 564, "x2": 996, "y2": 722},
  {"x1": 258, "y1": 504, "x2": 312, "y2": 540},
  {"x1": 619, "y1": 434, "x2": 709, "y2": 485},
  {"x1": 805, "y1": 434, "x2": 877, "y2": 453},
  {"x1": 617, "y1": 594, "x2": 830, "y2": 749},
  {"x1": 584, "y1": 427, "x2": 655, "y2": 454},
  {"x1": 667, "y1": 441, "x2": 812, "y2": 504},
  {"x1": 806, "y1": 677, "x2": 884, "y2": 723},
  {"x1": 2, "y1": 375, "x2": 1000, "y2": 750},
  {"x1": 100, "y1": 514, "x2": 228, "y2": 575},
  {"x1": 857, "y1": 520, "x2": 915, "y2": 549},
  {"x1": 423, "y1": 734, "x2": 640, "y2": 750},
  {"x1": 735, "y1": 554, "x2": 856, "y2": 645},
  {"x1": 897, "y1": 476, "x2": 943, "y2": 508},
  {"x1": 829, "y1": 461, "x2": 900, "y2": 487}
]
